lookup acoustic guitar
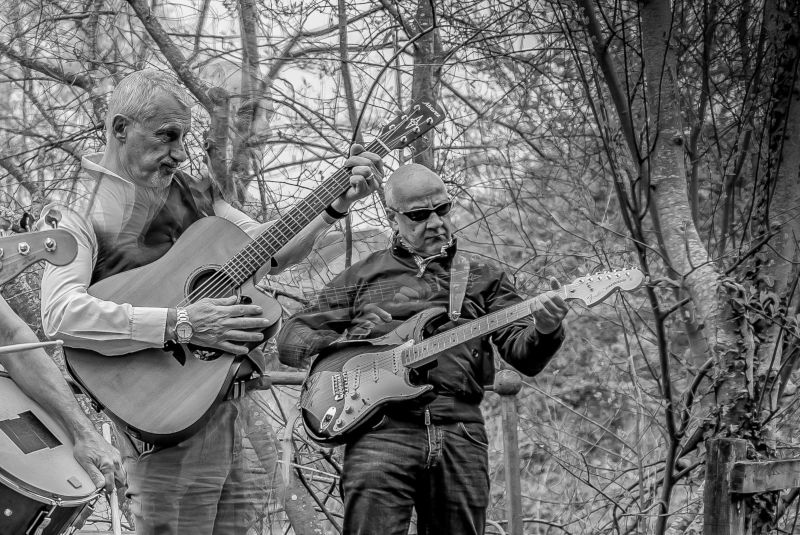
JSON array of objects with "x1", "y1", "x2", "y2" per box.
[
  {"x1": 64, "y1": 101, "x2": 445, "y2": 446},
  {"x1": 299, "y1": 268, "x2": 645, "y2": 445}
]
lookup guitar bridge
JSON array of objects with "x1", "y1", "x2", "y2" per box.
[{"x1": 332, "y1": 373, "x2": 345, "y2": 401}]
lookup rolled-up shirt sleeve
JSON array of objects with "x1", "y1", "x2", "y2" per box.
[{"x1": 39, "y1": 206, "x2": 168, "y2": 355}]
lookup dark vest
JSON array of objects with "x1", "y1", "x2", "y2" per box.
[
  {"x1": 89, "y1": 171, "x2": 267, "y2": 373},
  {"x1": 91, "y1": 171, "x2": 213, "y2": 284}
]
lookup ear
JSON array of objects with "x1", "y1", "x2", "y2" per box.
[
  {"x1": 110, "y1": 114, "x2": 132, "y2": 143},
  {"x1": 386, "y1": 209, "x2": 400, "y2": 233}
]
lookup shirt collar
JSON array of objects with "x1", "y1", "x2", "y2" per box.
[
  {"x1": 82, "y1": 152, "x2": 134, "y2": 185},
  {"x1": 392, "y1": 234, "x2": 458, "y2": 277},
  {"x1": 82, "y1": 152, "x2": 171, "y2": 192}
]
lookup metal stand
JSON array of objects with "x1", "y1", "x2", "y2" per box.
[{"x1": 0, "y1": 339, "x2": 63, "y2": 355}]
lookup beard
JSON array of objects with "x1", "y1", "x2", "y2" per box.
[{"x1": 147, "y1": 166, "x2": 177, "y2": 188}]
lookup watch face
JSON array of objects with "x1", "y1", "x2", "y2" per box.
[{"x1": 177, "y1": 324, "x2": 193, "y2": 340}]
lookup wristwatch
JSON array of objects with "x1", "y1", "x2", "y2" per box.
[{"x1": 175, "y1": 307, "x2": 194, "y2": 344}]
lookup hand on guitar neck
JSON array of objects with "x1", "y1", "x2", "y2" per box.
[
  {"x1": 333, "y1": 143, "x2": 384, "y2": 212},
  {"x1": 529, "y1": 277, "x2": 569, "y2": 335}
]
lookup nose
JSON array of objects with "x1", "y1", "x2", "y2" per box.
[
  {"x1": 426, "y1": 212, "x2": 444, "y2": 228},
  {"x1": 172, "y1": 143, "x2": 188, "y2": 163}
]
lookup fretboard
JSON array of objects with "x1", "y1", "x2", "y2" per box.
[
  {"x1": 400, "y1": 287, "x2": 568, "y2": 369},
  {"x1": 220, "y1": 139, "x2": 390, "y2": 286}
]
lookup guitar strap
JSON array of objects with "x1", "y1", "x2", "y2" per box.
[{"x1": 449, "y1": 251, "x2": 470, "y2": 321}]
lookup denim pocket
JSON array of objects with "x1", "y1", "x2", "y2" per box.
[{"x1": 458, "y1": 421, "x2": 488, "y2": 448}]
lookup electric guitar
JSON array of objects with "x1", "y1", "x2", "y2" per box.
[
  {"x1": 64, "y1": 101, "x2": 445, "y2": 446},
  {"x1": 299, "y1": 268, "x2": 645, "y2": 445},
  {"x1": 0, "y1": 229, "x2": 78, "y2": 286},
  {"x1": 0, "y1": 227, "x2": 96, "y2": 534}
]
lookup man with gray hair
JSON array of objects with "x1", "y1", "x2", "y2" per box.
[{"x1": 40, "y1": 69, "x2": 383, "y2": 534}]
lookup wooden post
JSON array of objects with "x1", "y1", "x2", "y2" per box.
[
  {"x1": 704, "y1": 438, "x2": 747, "y2": 535},
  {"x1": 494, "y1": 369, "x2": 523, "y2": 535}
]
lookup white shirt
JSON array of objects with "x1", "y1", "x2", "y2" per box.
[{"x1": 40, "y1": 153, "x2": 328, "y2": 355}]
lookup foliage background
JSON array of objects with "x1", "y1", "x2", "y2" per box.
[{"x1": 3, "y1": 0, "x2": 800, "y2": 533}]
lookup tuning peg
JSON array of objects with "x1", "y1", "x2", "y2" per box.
[{"x1": 44, "y1": 209, "x2": 62, "y2": 229}]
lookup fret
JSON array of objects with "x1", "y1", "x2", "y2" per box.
[
  {"x1": 177, "y1": 100, "x2": 447, "y2": 308},
  {"x1": 217, "y1": 120, "x2": 433, "y2": 283},
  {"x1": 403, "y1": 299, "x2": 536, "y2": 367}
]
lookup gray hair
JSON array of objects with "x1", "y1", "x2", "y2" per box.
[{"x1": 105, "y1": 69, "x2": 194, "y2": 132}]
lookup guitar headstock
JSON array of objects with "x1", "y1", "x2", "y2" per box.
[
  {"x1": 376, "y1": 101, "x2": 445, "y2": 152},
  {"x1": 0, "y1": 229, "x2": 78, "y2": 287},
  {"x1": 563, "y1": 268, "x2": 645, "y2": 307}
]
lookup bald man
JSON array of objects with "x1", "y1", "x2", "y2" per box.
[{"x1": 276, "y1": 163, "x2": 568, "y2": 535}]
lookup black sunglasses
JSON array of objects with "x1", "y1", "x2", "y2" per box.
[{"x1": 390, "y1": 201, "x2": 453, "y2": 222}]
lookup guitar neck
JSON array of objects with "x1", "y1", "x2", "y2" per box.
[
  {"x1": 221, "y1": 138, "x2": 390, "y2": 286},
  {"x1": 400, "y1": 287, "x2": 569, "y2": 369}
]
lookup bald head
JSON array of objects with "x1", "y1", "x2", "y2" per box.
[
  {"x1": 385, "y1": 163, "x2": 446, "y2": 210},
  {"x1": 385, "y1": 163, "x2": 453, "y2": 256}
]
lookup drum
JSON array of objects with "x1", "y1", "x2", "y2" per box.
[{"x1": 0, "y1": 374, "x2": 99, "y2": 534}]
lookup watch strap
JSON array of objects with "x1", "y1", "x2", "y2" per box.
[{"x1": 176, "y1": 307, "x2": 192, "y2": 343}]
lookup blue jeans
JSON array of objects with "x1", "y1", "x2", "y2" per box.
[
  {"x1": 121, "y1": 394, "x2": 277, "y2": 535},
  {"x1": 342, "y1": 415, "x2": 489, "y2": 535}
]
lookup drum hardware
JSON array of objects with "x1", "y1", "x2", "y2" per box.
[
  {"x1": 0, "y1": 340, "x2": 63, "y2": 355},
  {"x1": 102, "y1": 423, "x2": 123, "y2": 535},
  {"x1": 0, "y1": 374, "x2": 100, "y2": 535}
]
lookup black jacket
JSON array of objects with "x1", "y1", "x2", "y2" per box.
[{"x1": 276, "y1": 238, "x2": 564, "y2": 423}]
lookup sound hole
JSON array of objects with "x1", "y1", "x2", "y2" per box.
[
  {"x1": 184, "y1": 268, "x2": 241, "y2": 361},
  {"x1": 187, "y1": 268, "x2": 238, "y2": 302}
]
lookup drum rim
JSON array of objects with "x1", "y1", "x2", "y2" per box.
[{"x1": 0, "y1": 468, "x2": 99, "y2": 506}]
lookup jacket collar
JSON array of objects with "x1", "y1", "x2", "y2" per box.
[{"x1": 391, "y1": 234, "x2": 458, "y2": 277}]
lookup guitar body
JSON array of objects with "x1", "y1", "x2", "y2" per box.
[
  {"x1": 64, "y1": 217, "x2": 283, "y2": 446},
  {"x1": 300, "y1": 307, "x2": 445, "y2": 445},
  {"x1": 300, "y1": 268, "x2": 647, "y2": 445},
  {"x1": 0, "y1": 374, "x2": 97, "y2": 535}
]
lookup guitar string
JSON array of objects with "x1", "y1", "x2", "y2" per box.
[
  {"x1": 183, "y1": 157, "x2": 382, "y2": 305},
  {"x1": 221, "y1": 108, "x2": 436, "y2": 287},
  {"x1": 275, "y1": 269, "x2": 482, "y2": 358},
  {"x1": 175, "y1": 123, "x2": 404, "y2": 305},
  {"x1": 180, "y1": 165, "x2": 369, "y2": 304},
  {"x1": 304, "y1": 274, "x2": 637, "y2": 413},
  {"x1": 303, "y1": 273, "x2": 633, "y2": 390},
  {"x1": 312, "y1": 295, "x2": 549, "y2": 374},
  {"x1": 303, "y1": 298, "x2": 547, "y2": 410},
  {"x1": 352, "y1": 275, "x2": 631, "y2": 373},
  {"x1": 284, "y1": 271, "x2": 636, "y2": 358},
  {"x1": 175, "y1": 111, "x2": 427, "y2": 311},
  {"x1": 288, "y1": 269, "x2": 481, "y2": 312}
]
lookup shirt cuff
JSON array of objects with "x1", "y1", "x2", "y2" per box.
[{"x1": 131, "y1": 306, "x2": 170, "y2": 346}]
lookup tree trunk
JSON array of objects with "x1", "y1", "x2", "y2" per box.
[
  {"x1": 639, "y1": 1, "x2": 740, "y2": 531},
  {"x1": 410, "y1": 0, "x2": 441, "y2": 169},
  {"x1": 750, "y1": 0, "x2": 800, "y2": 419}
]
